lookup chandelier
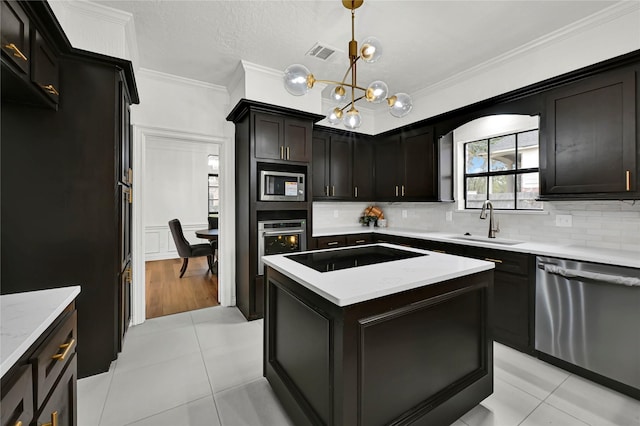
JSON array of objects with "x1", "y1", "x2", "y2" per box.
[{"x1": 283, "y1": 0, "x2": 412, "y2": 130}]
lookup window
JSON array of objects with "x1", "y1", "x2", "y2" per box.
[
  {"x1": 464, "y1": 129, "x2": 542, "y2": 210},
  {"x1": 208, "y1": 155, "x2": 219, "y2": 214}
]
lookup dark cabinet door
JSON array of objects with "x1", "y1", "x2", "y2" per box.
[
  {"x1": 402, "y1": 127, "x2": 435, "y2": 199},
  {"x1": 328, "y1": 135, "x2": 352, "y2": 198},
  {"x1": 31, "y1": 29, "x2": 59, "y2": 103},
  {"x1": 353, "y1": 138, "x2": 374, "y2": 200},
  {"x1": 0, "y1": 365, "x2": 33, "y2": 426},
  {"x1": 1, "y1": 0, "x2": 30, "y2": 74},
  {"x1": 35, "y1": 356, "x2": 77, "y2": 426},
  {"x1": 492, "y1": 271, "x2": 531, "y2": 350},
  {"x1": 284, "y1": 117, "x2": 312, "y2": 162},
  {"x1": 374, "y1": 136, "x2": 401, "y2": 199},
  {"x1": 541, "y1": 67, "x2": 636, "y2": 196},
  {"x1": 119, "y1": 261, "x2": 131, "y2": 352},
  {"x1": 119, "y1": 184, "x2": 132, "y2": 270},
  {"x1": 312, "y1": 133, "x2": 329, "y2": 198},
  {"x1": 254, "y1": 113, "x2": 284, "y2": 160},
  {"x1": 118, "y1": 81, "x2": 132, "y2": 185}
]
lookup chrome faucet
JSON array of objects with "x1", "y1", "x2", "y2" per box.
[{"x1": 479, "y1": 200, "x2": 499, "y2": 238}]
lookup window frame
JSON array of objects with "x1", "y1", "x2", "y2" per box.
[
  {"x1": 208, "y1": 173, "x2": 219, "y2": 215},
  {"x1": 463, "y1": 129, "x2": 541, "y2": 210}
]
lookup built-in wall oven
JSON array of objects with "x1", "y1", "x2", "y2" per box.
[{"x1": 257, "y1": 219, "x2": 306, "y2": 275}]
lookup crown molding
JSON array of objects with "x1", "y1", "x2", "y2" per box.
[
  {"x1": 61, "y1": 0, "x2": 133, "y2": 25},
  {"x1": 413, "y1": 1, "x2": 640, "y2": 99},
  {"x1": 138, "y1": 68, "x2": 228, "y2": 94},
  {"x1": 241, "y1": 60, "x2": 283, "y2": 79}
]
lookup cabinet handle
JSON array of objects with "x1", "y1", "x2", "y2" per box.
[
  {"x1": 325, "y1": 186, "x2": 329, "y2": 196},
  {"x1": 40, "y1": 84, "x2": 59, "y2": 96},
  {"x1": 280, "y1": 146, "x2": 284, "y2": 159},
  {"x1": 327, "y1": 241, "x2": 339, "y2": 246},
  {"x1": 124, "y1": 187, "x2": 132, "y2": 203},
  {"x1": 332, "y1": 185, "x2": 335, "y2": 196},
  {"x1": 354, "y1": 186, "x2": 358, "y2": 198},
  {"x1": 401, "y1": 185, "x2": 405, "y2": 197},
  {"x1": 52, "y1": 338, "x2": 75, "y2": 361},
  {"x1": 432, "y1": 249, "x2": 446, "y2": 253},
  {"x1": 355, "y1": 239, "x2": 366, "y2": 243},
  {"x1": 42, "y1": 411, "x2": 58, "y2": 426},
  {"x1": 286, "y1": 146, "x2": 290, "y2": 160},
  {"x1": 395, "y1": 185, "x2": 399, "y2": 197},
  {"x1": 15, "y1": 421, "x2": 23, "y2": 426},
  {"x1": 125, "y1": 267, "x2": 132, "y2": 284},
  {"x1": 626, "y1": 170, "x2": 631, "y2": 191},
  {"x1": 4, "y1": 43, "x2": 28, "y2": 61},
  {"x1": 484, "y1": 257, "x2": 503, "y2": 264},
  {"x1": 127, "y1": 168, "x2": 133, "y2": 185}
]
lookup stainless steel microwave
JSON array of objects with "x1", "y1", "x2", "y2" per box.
[{"x1": 260, "y1": 170, "x2": 305, "y2": 201}]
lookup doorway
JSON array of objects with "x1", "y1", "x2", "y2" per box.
[{"x1": 131, "y1": 126, "x2": 234, "y2": 324}]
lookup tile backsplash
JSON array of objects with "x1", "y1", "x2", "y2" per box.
[{"x1": 313, "y1": 200, "x2": 640, "y2": 252}]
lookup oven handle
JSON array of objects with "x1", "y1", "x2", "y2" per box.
[{"x1": 261, "y1": 229, "x2": 305, "y2": 236}]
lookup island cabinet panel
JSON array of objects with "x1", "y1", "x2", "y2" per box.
[
  {"x1": 0, "y1": 365, "x2": 33, "y2": 426},
  {"x1": 265, "y1": 267, "x2": 493, "y2": 426},
  {"x1": 540, "y1": 66, "x2": 638, "y2": 198}
]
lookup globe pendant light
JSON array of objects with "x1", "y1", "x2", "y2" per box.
[{"x1": 282, "y1": 0, "x2": 412, "y2": 129}]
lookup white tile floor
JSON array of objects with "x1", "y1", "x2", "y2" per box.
[{"x1": 79, "y1": 306, "x2": 640, "y2": 426}]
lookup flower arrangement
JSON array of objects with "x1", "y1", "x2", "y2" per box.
[{"x1": 359, "y1": 205, "x2": 384, "y2": 227}]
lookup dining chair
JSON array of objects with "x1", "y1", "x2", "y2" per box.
[{"x1": 168, "y1": 219, "x2": 215, "y2": 278}]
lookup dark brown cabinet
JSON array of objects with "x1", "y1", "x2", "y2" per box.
[
  {"x1": 1, "y1": 0, "x2": 139, "y2": 378},
  {"x1": 1, "y1": 303, "x2": 78, "y2": 426},
  {"x1": 228, "y1": 100, "x2": 322, "y2": 320},
  {"x1": 254, "y1": 112, "x2": 312, "y2": 163},
  {"x1": 374, "y1": 126, "x2": 436, "y2": 201},
  {"x1": 352, "y1": 137, "x2": 375, "y2": 200},
  {"x1": 316, "y1": 235, "x2": 347, "y2": 249},
  {"x1": 540, "y1": 66, "x2": 638, "y2": 199},
  {"x1": 312, "y1": 129, "x2": 352, "y2": 199},
  {"x1": 1, "y1": 0, "x2": 30, "y2": 75},
  {"x1": 1, "y1": 0, "x2": 60, "y2": 108}
]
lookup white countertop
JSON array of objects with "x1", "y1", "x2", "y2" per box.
[
  {"x1": 262, "y1": 243, "x2": 494, "y2": 307},
  {"x1": 1, "y1": 286, "x2": 81, "y2": 378},
  {"x1": 313, "y1": 227, "x2": 640, "y2": 269}
]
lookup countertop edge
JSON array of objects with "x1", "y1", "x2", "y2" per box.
[
  {"x1": 1, "y1": 286, "x2": 81, "y2": 379},
  {"x1": 263, "y1": 243, "x2": 495, "y2": 307}
]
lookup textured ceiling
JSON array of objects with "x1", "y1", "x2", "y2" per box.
[{"x1": 93, "y1": 0, "x2": 621, "y2": 96}]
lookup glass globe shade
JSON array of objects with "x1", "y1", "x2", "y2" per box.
[
  {"x1": 365, "y1": 80, "x2": 388, "y2": 103},
  {"x1": 360, "y1": 37, "x2": 383, "y2": 63},
  {"x1": 327, "y1": 108, "x2": 343, "y2": 125},
  {"x1": 283, "y1": 64, "x2": 312, "y2": 96},
  {"x1": 332, "y1": 86, "x2": 346, "y2": 102},
  {"x1": 388, "y1": 93, "x2": 413, "y2": 118},
  {"x1": 343, "y1": 108, "x2": 361, "y2": 129}
]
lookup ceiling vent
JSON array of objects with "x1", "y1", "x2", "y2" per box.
[{"x1": 306, "y1": 43, "x2": 339, "y2": 61}]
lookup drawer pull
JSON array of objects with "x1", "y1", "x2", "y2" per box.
[
  {"x1": 40, "y1": 84, "x2": 59, "y2": 96},
  {"x1": 52, "y1": 338, "x2": 75, "y2": 361},
  {"x1": 395, "y1": 185, "x2": 399, "y2": 197},
  {"x1": 42, "y1": 411, "x2": 58, "y2": 426},
  {"x1": 4, "y1": 43, "x2": 28, "y2": 61},
  {"x1": 327, "y1": 241, "x2": 339, "y2": 246},
  {"x1": 286, "y1": 146, "x2": 290, "y2": 160},
  {"x1": 484, "y1": 257, "x2": 503, "y2": 264},
  {"x1": 355, "y1": 239, "x2": 366, "y2": 243},
  {"x1": 626, "y1": 170, "x2": 631, "y2": 191},
  {"x1": 15, "y1": 421, "x2": 23, "y2": 426},
  {"x1": 280, "y1": 146, "x2": 284, "y2": 159},
  {"x1": 432, "y1": 249, "x2": 446, "y2": 253},
  {"x1": 401, "y1": 185, "x2": 405, "y2": 197}
]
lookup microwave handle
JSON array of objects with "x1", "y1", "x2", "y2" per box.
[{"x1": 261, "y1": 229, "x2": 305, "y2": 236}]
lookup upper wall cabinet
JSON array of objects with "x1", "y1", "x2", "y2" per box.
[
  {"x1": 254, "y1": 112, "x2": 312, "y2": 163},
  {"x1": 312, "y1": 129, "x2": 353, "y2": 200},
  {"x1": 540, "y1": 66, "x2": 638, "y2": 199},
  {"x1": 352, "y1": 137, "x2": 375, "y2": 200},
  {"x1": 374, "y1": 126, "x2": 437, "y2": 201},
  {"x1": 1, "y1": 0, "x2": 60, "y2": 108}
]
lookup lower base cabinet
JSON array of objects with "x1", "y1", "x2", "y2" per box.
[{"x1": 0, "y1": 303, "x2": 77, "y2": 426}]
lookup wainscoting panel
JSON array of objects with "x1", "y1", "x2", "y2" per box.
[{"x1": 145, "y1": 223, "x2": 207, "y2": 261}]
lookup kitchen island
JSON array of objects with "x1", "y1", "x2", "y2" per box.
[{"x1": 262, "y1": 244, "x2": 494, "y2": 426}]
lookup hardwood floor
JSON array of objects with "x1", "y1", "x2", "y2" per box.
[{"x1": 145, "y1": 257, "x2": 219, "y2": 319}]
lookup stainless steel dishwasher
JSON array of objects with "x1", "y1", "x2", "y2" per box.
[{"x1": 535, "y1": 256, "x2": 640, "y2": 392}]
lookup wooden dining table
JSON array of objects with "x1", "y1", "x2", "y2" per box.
[{"x1": 195, "y1": 228, "x2": 219, "y2": 272}]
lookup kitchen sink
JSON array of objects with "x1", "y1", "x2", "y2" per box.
[{"x1": 448, "y1": 235, "x2": 525, "y2": 246}]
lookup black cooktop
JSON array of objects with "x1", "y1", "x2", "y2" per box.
[{"x1": 286, "y1": 245, "x2": 427, "y2": 273}]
